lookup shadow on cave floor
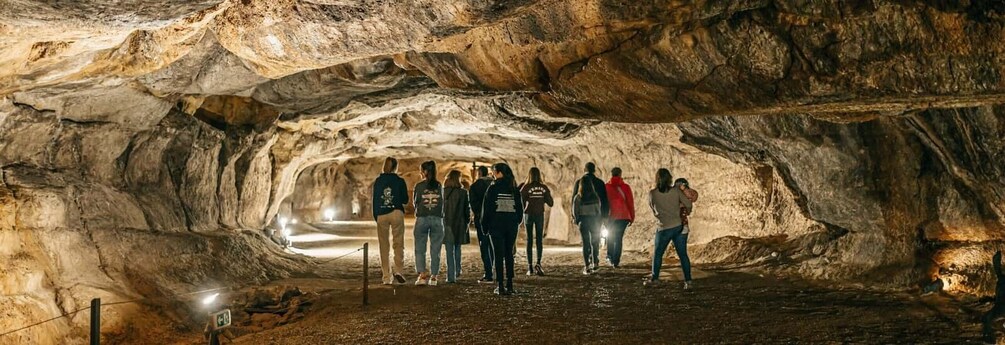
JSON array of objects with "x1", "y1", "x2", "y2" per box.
[{"x1": 195, "y1": 223, "x2": 985, "y2": 344}]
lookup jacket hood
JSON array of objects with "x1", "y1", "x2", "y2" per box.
[{"x1": 608, "y1": 176, "x2": 626, "y2": 185}]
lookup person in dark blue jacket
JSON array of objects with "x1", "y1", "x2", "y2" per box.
[
  {"x1": 480, "y1": 162, "x2": 524, "y2": 295},
  {"x1": 469, "y1": 166, "x2": 494, "y2": 283},
  {"x1": 372, "y1": 157, "x2": 409, "y2": 285}
]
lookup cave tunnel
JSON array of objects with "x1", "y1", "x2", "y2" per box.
[{"x1": 2, "y1": 1, "x2": 1005, "y2": 344}]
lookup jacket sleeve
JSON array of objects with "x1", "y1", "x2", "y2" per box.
[
  {"x1": 626, "y1": 185, "x2": 636, "y2": 222},
  {"x1": 520, "y1": 184, "x2": 530, "y2": 209},
  {"x1": 571, "y1": 179, "x2": 580, "y2": 220},
  {"x1": 544, "y1": 185, "x2": 554, "y2": 207},
  {"x1": 462, "y1": 191, "x2": 471, "y2": 224},
  {"x1": 648, "y1": 190, "x2": 657, "y2": 216},
  {"x1": 480, "y1": 185, "x2": 496, "y2": 230},
  {"x1": 469, "y1": 182, "x2": 480, "y2": 218},
  {"x1": 514, "y1": 186, "x2": 524, "y2": 221},
  {"x1": 372, "y1": 181, "x2": 379, "y2": 221},
  {"x1": 438, "y1": 186, "x2": 445, "y2": 217},
  {"x1": 395, "y1": 178, "x2": 408, "y2": 208},
  {"x1": 572, "y1": 194, "x2": 581, "y2": 223},
  {"x1": 412, "y1": 182, "x2": 420, "y2": 210}
]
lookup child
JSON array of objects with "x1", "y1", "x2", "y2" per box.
[{"x1": 674, "y1": 178, "x2": 698, "y2": 234}]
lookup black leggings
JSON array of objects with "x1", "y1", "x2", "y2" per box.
[
  {"x1": 578, "y1": 216, "x2": 601, "y2": 266},
  {"x1": 490, "y1": 224, "x2": 519, "y2": 287},
  {"x1": 525, "y1": 213, "x2": 545, "y2": 267}
]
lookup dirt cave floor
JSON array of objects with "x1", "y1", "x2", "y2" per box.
[{"x1": 197, "y1": 227, "x2": 987, "y2": 344}]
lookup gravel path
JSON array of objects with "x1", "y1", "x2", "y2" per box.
[{"x1": 223, "y1": 250, "x2": 982, "y2": 344}]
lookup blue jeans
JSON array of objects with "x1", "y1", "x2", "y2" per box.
[
  {"x1": 414, "y1": 216, "x2": 444, "y2": 275},
  {"x1": 475, "y1": 220, "x2": 493, "y2": 279},
  {"x1": 445, "y1": 244, "x2": 462, "y2": 282},
  {"x1": 606, "y1": 219, "x2": 629, "y2": 267},
  {"x1": 651, "y1": 225, "x2": 691, "y2": 281},
  {"x1": 525, "y1": 213, "x2": 545, "y2": 267}
]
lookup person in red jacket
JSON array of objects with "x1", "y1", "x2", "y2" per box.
[{"x1": 605, "y1": 167, "x2": 635, "y2": 268}]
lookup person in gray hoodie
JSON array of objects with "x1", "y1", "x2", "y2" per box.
[
  {"x1": 644, "y1": 168, "x2": 693, "y2": 289},
  {"x1": 413, "y1": 161, "x2": 445, "y2": 286}
]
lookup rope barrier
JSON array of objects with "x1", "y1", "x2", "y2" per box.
[
  {"x1": 1, "y1": 243, "x2": 367, "y2": 338},
  {"x1": 0, "y1": 286, "x2": 231, "y2": 338},
  {"x1": 317, "y1": 247, "x2": 364, "y2": 264},
  {"x1": 0, "y1": 308, "x2": 89, "y2": 338}
]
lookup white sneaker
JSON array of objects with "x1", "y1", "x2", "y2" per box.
[
  {"x1": 683, "y1": 281, "x2": 693, "y2": 290},
  {"x1": 415, "y1": 274, "x2": 429, "y2": 286},
  {"x1": 382, "y1": 278, "x2": 393, "y2": 285},
  {"x1": 582, "y1": 266, "x2": 591, "y2": 275},
  {"x1": 429, "y1": 275, "x2": 439, "y2": 286}
]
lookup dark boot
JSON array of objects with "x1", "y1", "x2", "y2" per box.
[{"x1": 506, "y1": 279, "x2": 515, "y2": 294}]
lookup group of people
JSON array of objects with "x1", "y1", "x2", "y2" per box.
[{"x1": 371, "y1": 157, "x2": 697, "y2": 296}]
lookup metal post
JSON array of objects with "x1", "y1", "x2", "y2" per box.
[
  {"x1": 90, "y1": 298, "x2": 100, "y2": 345},
  {"x1": 363, "y1": 243, "x2": 369, "y2": 306}
]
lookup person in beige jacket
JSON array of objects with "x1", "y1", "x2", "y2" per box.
[{"x1": 644, "y1": 168, "x2": 693, "y2": 289}]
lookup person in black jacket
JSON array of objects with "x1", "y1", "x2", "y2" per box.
[
  {"x1": 371, "y1": 157, "x2": 409, "y2": 285},
  {"x1": 481, "y1": 162, "x2": 523, "y2": 295},
  {"x1": 520, "y1": 167, "x2": 553, "y2": 276},
  {"x1": 572, "y1": 162, "x2": 610, "y2": 275},
  {"x1": 469, "y1": 166, "x2": 494, "y2": 283}
]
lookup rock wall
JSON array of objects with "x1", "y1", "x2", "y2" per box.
[
  {"x1": 0, "y1": 99, "x2": 308, "y2": 343},
  {"x1": 2, "y1": 0, "x2": 1005, "y2": 343}
]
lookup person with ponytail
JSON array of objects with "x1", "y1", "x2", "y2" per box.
[
  {"x1": 413, "y1": 161, "x2": 445, "y2": 286},
  {"x1": 480, "y1": 162, "x2": 524, "y2": 295},
  {"x1": 644, "y1": 168, "x2": 693, "y2": 289},
  {"x1": 520, "y1": 167, "x2": 553, "y2": 276}
]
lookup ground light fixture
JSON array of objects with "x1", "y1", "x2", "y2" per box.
[
  {"x1": 323, "y1": 208, "x2": 335, "y2": 221},
  {"x1": 282, "y1": 226, "x2": 291, "y2": 238},
  {"x1": 291, "y1": 218, "x2": 298, "y2": 225},
  {"x1": 201, "y1": 293, "x2": 219, "y2": 307},
  {"x1": 278, "y1": 216, "x2": 289, "y2": 228}
]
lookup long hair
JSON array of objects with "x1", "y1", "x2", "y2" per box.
[
  {"x1": 444, "y1": 170, "x2": 462, "y2": 188},
  {"x1": 525, "y1": 167, "x2": 542, "y2": 185},
  {"x1": 421, "y1": 160, "x2": 439, "y2": 189},
  {"x1": 492, "y1": 163, "x2": 516, "y2": 189},
  {"x1": 656, "y1": 168, "x2": 673, "y2": 193},
  {"x1": 382, "y1": 157, "x2": 398, "y2": 173}
]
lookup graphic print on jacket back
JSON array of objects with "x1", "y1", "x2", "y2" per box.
[
  {"x1": 420, "y1": 186, "x2": 441, "y2": 211},
  {"x1": 382, "y1": 187, "x2": 394, "y2": 207},
  {"x1": 496, "y1": 192, "x2": 517, "y2": 213}
]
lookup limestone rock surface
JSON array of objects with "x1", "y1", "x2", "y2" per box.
[{"x1": 2, "y1": 1, "x2": 1005, "y2": 343}]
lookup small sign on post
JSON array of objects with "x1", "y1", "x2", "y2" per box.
[{"x1": 210, "y1": 309, "x2": 232, "y2": 330}]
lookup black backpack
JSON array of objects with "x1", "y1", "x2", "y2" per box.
[{"x1": 579, "y1": 176, "x2": 600, "y2": 205}]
